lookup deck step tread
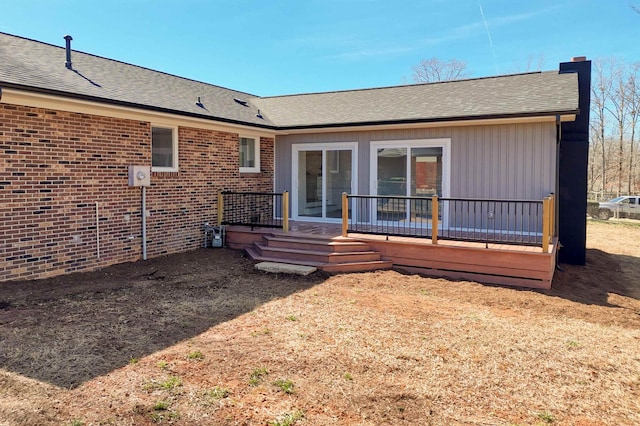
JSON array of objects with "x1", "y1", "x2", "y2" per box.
[
  {"x1": 321, "y1": 260, "x2": 393, "y2": 273},
  {"x1": 263, "y1": 236, "x2": 372, "y2": 253},
  {"x1": 255, "y1": 244, "x2": 379, "y2": 257},
  {"x1": 271, "y1": 233, "x2": 345, "y2": 242},
  {"x1": 246, "y1": 247, "x2": 326, "y2": 267},
  {"x1": 264, "y1": 235, "x2": 368, "y2": 246}
]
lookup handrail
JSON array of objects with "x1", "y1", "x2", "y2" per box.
[
  {"x1": 344, "y1": 194, "x2": 555, "y2": 250},
  {"x1": 218, "y1": 190, "x2": 289, "y2": 232}
]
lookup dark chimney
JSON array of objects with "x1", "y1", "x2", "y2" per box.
[
  {"x1": 64, "y1": 35, "x2": 73, "y2": 69},
  {"x1": 557, "y1": 57, "x2": 591, "y2": 265}
]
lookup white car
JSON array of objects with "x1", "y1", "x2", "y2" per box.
[{"x1": 597, "y1": 196, "x2": 640, "y2": 220}]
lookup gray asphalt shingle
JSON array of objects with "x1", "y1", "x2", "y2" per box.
[
  {"x1": 0, "y1": 33, "x2": 271, "y2": 128},
  {"x1": 0, "y1": 32, "x2": 579, "y2": 130},
  {"x1": 253, "y1": 72, "x2": 579, "y2": 128}
]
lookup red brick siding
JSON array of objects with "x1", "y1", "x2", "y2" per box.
[{"x1": 0, "y1": 103, "x2": 274, "y2": 282}]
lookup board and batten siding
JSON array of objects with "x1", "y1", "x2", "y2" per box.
[{"x1": 275, "y1": 122, "x2": 556, "y2": 201}]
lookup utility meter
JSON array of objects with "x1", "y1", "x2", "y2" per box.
[{"x1": 128, "y1": 165, "x2": 151, "y2": 187}]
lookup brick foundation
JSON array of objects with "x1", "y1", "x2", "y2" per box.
[{"x1": 0, "y1": 103, "x2": 274, "y2": 282}]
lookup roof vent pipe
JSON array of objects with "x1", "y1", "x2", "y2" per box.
[{"x1": 64, "y1": 35, "x2": 73, "y2": 69}]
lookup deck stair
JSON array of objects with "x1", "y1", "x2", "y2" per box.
[{"x1": 245, "y1": 234, "x2": 392, "y2": 273}]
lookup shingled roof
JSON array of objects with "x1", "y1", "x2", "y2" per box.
[
  {"x1": 0, "y1": 32, "x2": 580, "y2": 131},
  {"x1": 0, "y1": 32, "x2": 272, "y2": 128},
  {"x1": 253, "y1": 71, "x2": 579, "y2": 129}
]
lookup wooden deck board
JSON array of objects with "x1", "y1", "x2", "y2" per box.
[{"x1": 224, "y1": 221, "x2": 556, "y2": 289}]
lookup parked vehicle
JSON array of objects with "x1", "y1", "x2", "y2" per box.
[{"x1": 597, "y1": 196, "x2": 640, "y2": 220}]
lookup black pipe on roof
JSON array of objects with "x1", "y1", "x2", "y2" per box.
[{"x1": 64, "y1": 35, "x2": 73, "y2": 70}]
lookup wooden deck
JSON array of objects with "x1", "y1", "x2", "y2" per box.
[{"x1": 224, "y1": 221, "x2": 557, "y2": 289}]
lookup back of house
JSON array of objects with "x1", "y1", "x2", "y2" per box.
[{"x1": 0, "y1": 32, "x2": 590, "y2": 285}]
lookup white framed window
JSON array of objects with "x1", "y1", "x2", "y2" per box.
[
  {"x1": 239, "y1": 136, "x2": 260, "y2": 173},
  {"x1": 151, "y1": 125, "x2": 178, "y2": 172}
]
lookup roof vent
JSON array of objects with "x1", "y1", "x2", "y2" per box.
[
  {"x1": 256, "y1": 109, "x2": 263, "y2": 119},
  {"x1": 233, "y1": 98, "x2": 248, "y2": 106},
  {"x1": 64, "y1": 35, "x2": 73, "y2": 69},
  {"x1": 195, "y1": 96, "x2": 205, "y2": 108},
  {"x1": 571, "y1": 56, "x2": 587, "y2": 62}
]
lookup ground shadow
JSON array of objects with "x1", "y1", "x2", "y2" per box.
[
  {"x1": 0, "y1": 249, "x2": 328, "y2": 389},
  {"x1": 549, "y1": 248, "x2": 640, "y2": 306}
]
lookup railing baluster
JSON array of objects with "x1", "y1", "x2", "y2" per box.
[{"x1": 339, "y1": 194, "x2": 544, "y2": 247}]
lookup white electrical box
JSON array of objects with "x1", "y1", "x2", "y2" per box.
[{"x1": 128, "y1": 165, "x2": 151, "y2": 187}]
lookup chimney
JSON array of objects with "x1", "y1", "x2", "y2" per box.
[
  {"x1": 64, "y1": 35, "x2": 73, "y2": 69},
  {"x1": 571, "y1": 56, "x2": 587, "y2": 62}
]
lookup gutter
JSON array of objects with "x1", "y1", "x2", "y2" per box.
[{"x1": 275, "y1": 110, "x2": 580, "y2": 132}]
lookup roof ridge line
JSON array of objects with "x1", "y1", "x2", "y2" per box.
[{"x1": 259, "y1": 70, "x2": 550, "y2": 100}]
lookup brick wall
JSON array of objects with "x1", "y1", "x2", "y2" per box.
[{"x1": 0, "y1": 103, "x2": 274, "y2": 282}]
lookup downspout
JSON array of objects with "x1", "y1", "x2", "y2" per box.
[
  {"x1": 555, "y1": 115, "x2": 562, "y2": 268},
  {"x1": 142, "y1": 186, "x2": 147, "y2": 260},
  {"x1": 96, "y1": 201, "x2": 100, "y2": 259}
]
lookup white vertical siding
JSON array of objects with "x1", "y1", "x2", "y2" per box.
[{"x1": 275, "y1": 122, "x2": 556, "y2": 201}]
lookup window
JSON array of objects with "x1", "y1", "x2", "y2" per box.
[
  {"x1": 239, "y1": 136, "x2": 260, "y2": 173},
  {"x1": 152, "y1": 126, "x2": 178, "y2": 171}
]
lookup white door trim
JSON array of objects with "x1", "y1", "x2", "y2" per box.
[
  {"x1": 370, "y1": 138, "x2": 451, "y2": 225},
  {"x1": 291, "y1": 142, "x2": 358, "y2": 223}
]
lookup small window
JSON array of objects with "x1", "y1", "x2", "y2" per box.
[
  {"x1": 152, "y1": 126, "x2": 178, "y2": 171},
  {"x1": 239, "y1": 136, "x2": 260, "y2": 173}
]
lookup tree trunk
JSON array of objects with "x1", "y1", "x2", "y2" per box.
[{"x1": 618, "y1": 131, "x2": 624, "y2": 196}]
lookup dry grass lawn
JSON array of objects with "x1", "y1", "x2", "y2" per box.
[{"x1": 0, "y1": 220, "x2": 639, "y2": 426}]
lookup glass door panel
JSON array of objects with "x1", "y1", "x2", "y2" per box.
[
  {"x1": 297, "y1": 150, "x2": 323, "y2": 218},
  {"x1": 326, "y1": 150, "x2": 352, "y2": 218},
  {"x1": 410, "y1": 147, "x2": 443, "y2": 223},
  {"x1": 376, "y1": 148, "x2": 407, "y2": 222},
  {"x1": 295, "y1": 146, "x2": 354, "y2": 221}
]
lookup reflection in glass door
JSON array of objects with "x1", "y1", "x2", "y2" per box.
[
  {"x1": 297, "y1": 150, "x2": 323, "y2": 217},
  {"x1": 373, "y1": 143, "x2": 445, "y2": 225},
  {"x1": 294, "y1": 145, "x2": 355, "y2": 221},
  {"x1": 326, "y1": 150, "x2": 352, "y2": 218}
]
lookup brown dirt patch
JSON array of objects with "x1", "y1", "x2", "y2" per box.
[{"x1": 1, "y1": 220, "x2": 639, "y2": 425}]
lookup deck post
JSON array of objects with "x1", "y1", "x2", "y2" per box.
[
  {"x1": 542, "y1": 196, "x2": 550, "y2": 253},
  {"x1": 282, "y1": 191, "x2": 289, "y2": 233},
  {"x1": 217, "y1": 190, "x2": 223, "y2": 226},
  {"x1": 549, "y1": 193, "x2": 555, "y2": 237},
  {"x1": 431, "y1": 195, "x2": 439, "y2": 245},
  {"x1": 341, "y1": 193, "x2": 348, "y2": 237}
]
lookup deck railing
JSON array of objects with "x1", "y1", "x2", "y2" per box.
[
  {"x1": 218, "y1": 190, "x2": 289, "y2": 231},
  {"x1": 344, "y1": 194, "x2": 556, "y2": 252}
]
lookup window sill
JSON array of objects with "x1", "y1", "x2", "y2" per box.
[
  {"x1": 239, "y1": 167, "x2": 260, "y2": 174},
  {"x1": 152, "y1": 167, "x2": 179, "y2": 173}
]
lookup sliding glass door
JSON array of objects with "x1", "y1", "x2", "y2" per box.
[
  {"x1": 371, "y1": 140, "x2": 449, "y2": 225},
  {"x1": 293, "y1": 143, "x2": 357, "y2": 221}
]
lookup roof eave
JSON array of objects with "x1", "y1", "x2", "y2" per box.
[
  {"x1": 0, "y1": 82, "x2": 279, "y2": 130},
  {"x1": 274, "y1": 110, "x2": 580, "y2": 132}
]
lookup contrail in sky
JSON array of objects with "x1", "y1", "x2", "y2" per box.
[{"x1": 478, "y1": 2, "x2": 499, "y2": 74}]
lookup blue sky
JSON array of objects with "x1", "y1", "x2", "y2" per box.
[{"x1": 2, "y1": 0, "x2": 639, "y2": 96}]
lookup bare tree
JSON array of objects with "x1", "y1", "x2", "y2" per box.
[
  {"x1": 603, "y1": 59, "x2": 628, "y2": 196},
  {"x1": 627, "y1": 63, "x2": 640, "y2": 194},
  {"x1": 411, "y1": 57, "x2": 469, "y2": 83},
  {"x1": 510, "y1": 54, "x2": 546, "y2": 73},
  {"x1": 591, "y1": 59, "x2": 611, "y2": 195}
]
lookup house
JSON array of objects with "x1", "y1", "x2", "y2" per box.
[{"x1": 0, "y1": 32, "x2": 590, "y2": 287}]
